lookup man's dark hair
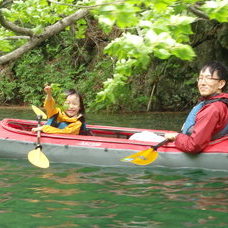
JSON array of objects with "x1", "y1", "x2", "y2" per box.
[{"x1": 201, "y1": 61, "x2": 228, "y2": 91}]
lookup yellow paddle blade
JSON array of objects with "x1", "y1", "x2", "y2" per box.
[
  {"x1": 28, "y1": 147, "x2": 49, "y2": 168},
  {"x1": 121, "y1": 148, "x2": 158, "y2": 165},
  {"x1": 31, "y1": 105, "x2": 47, "y2": 119}
]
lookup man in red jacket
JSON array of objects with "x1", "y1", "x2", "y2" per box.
[{"x1": 165, "y1": 61, "x2": 228, "y2": 153}]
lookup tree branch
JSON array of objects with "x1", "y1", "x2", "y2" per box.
[
  {"x1": 48, "y1": 0, "x2": 125, "y2": 8},
  {"x1": 0, "y1": 0, "x2": 14, "y2": 9},
  {"x1": 0, "y1": 10, "x2": 34, "y2": 36},
  {"x1": 188, "y1": 5, "x2": 209, "y2": 20},
  {"x1": 0, "y1": 36, "x2": 30, "y2": 40},
  {"x1": 0, "y1": 9, "x2": 88, "y2": 64}
]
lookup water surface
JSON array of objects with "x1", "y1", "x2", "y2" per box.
[{"x1": 0, "y1": 107, "x2": 185, "y2": 130}]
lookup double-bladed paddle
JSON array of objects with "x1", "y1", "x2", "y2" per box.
[
  {"x1": 121, "y1": 139, "x2": 169, "y2": 165},
  {"x1": 28, "y1": 106, "x2": 49, "y2": 168}
]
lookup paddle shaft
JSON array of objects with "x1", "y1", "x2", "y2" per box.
[
  {"x1": 152, "y1": 139, "x2": 169, "y2": 150},
  {"x1": 27, "y1": 114, "x2": 49, "y2": 169},
  {"x1": 36, "y1": 115, "x2": 42, "y2": 149}
]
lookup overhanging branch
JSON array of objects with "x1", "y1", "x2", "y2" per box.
[
  {"x1": 188, "y1": 5, "x2": 209, "y2": 20},
  {"x1": 0, "y1": 9, "x2": 88, "y2": 64},
  {"x1": 0, "y1": 36, "x2": 30, "y2": 40},
  {"x1": 0, "y1": 10, "x2": 34, "y2": 36},
  {"x1": 0, "y1": 0, "x2": 14, "y2": 8},
  {"x1": 48, "y1": 0, "x2": 125, "y2": 8}
]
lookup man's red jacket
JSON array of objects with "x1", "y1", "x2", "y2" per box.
[{"x1": 175, "y1": 93, "x2": 228, "y2": 153}]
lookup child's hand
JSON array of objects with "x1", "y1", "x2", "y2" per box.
[
  {"x1": 32, "y1": 126, "x2": 43, "y2": 132},
  {"x1": 44, "y1": 85, "x2": 52, "y2": 96}
]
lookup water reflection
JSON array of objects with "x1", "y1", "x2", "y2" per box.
[
  {"x1": 0, "y1": 106, "x2": 33, "y2": 120},
  {"x1": 0, "y1": 160, "x2": 227, "y2": 227}
]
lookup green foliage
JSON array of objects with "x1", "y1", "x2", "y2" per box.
[
  {"x1": 0, "y1": 39, "x2": 12, "y2": 52},
  {"x1": 147, "y1": 60, "x2": 199, "y2": 111},
  {"x1": 92, "y1": 2, "x2": 139, "y2": 33},
  {"x1": 50, "y1": 83, "x2": 66, "y2": 110},
  {"x1": 90, "y1": 0, "x2": 199, "y2": 108},
  {"x1": 88, "y1": 0, "x2": 228, "y2": 109},
  {"x1": 0, "y1": 0, "x2": 77, "y2": 51},
  {"x1": 2, "y1": 0, "x2": 76, "y2": 27},
  {"x1": 75, "y1": 59, "x2": 114, "y2": 109},
  {"x1": 0, "y1": 28, "x2": 21, "y2": 52},
  {"x1": 75, "y1": 19, "x2": 88, "y2": 39},
  {"x1": 13, "y1": 46, "x2": 77, "y2": 106},
  {"x1": 201, "y1": 0, "x2": 228, "y2": 22},
  {"x1": 157, "y1": 77, "x2": 199, "y2": 111},
  {"x1": 0, "y1": 75, "x2": 17, "y2": 104}
]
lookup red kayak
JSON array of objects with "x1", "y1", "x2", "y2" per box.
[{"x1": 0, "y1": 118, "x2": 228, "y2": 171}]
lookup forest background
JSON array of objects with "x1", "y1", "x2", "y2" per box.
[{"x1": 0, "y1": 0, "x2": 228, "y2": 112}]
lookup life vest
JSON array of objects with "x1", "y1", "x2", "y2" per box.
[
  {"x1": 45, "y1": 113, "x2": 88, "y2": 135},
  {"x1": 181, "y1": 98, "x2": 228, "y2": 139}
]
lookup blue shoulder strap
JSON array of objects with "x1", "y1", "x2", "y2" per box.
[
  {"x1": 45, "y1": 113, "x2": 69, "y2": 129},
  {"x1": 212, "y1": 123, "x2": 228, "y2": 140},
  {"x1": 181, "y1": 101, "x2": 205, "y2": 134},
  {"x1": 182, "y1": 98, "x2": 228, "y2": 138},
  {"x1": 46, "y1": 114, "x2": 58, "y2": 127}
]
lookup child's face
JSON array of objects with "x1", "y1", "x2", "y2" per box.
[{"x1": 64, "y1": 94, "x2": 80, "y2": 117}]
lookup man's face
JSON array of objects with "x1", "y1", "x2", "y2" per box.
[{"x1": 197, "y1": 67, "x2": 225, "y2": 97}]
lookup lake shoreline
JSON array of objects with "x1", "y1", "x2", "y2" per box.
[
  {"x1": 0, "y1": 105, "x2": 187, "y2": 114},
  {"x1": 0, "y1": 105, "x2": 30, "y2": 109}
]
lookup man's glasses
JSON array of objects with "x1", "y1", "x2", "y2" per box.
[{"x1": 197, "y1": 76, "x2": 221, "y2": 83}]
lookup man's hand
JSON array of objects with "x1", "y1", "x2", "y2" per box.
[{"x1": 165, "y1": 133, "x2": 179, "y2": 141}]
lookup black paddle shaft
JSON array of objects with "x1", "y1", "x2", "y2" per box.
[
  {"x1": 152, "y1": 139, "x2": 169, "y2": 150},
  {"x1": 36, "y1": 115, "x2": 42, "y2": 149}
]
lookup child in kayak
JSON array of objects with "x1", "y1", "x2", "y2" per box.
[{"x1": 32, "y1": 85, "x2": 86, "y2": 134}]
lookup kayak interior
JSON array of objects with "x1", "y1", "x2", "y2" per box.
[{"x1": 3, "y1": 118, "x2": 167, "y2": 140}]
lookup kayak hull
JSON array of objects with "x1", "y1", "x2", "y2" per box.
[{"x1": 0, "y1": 118, "x2": 228, "y2": 171}]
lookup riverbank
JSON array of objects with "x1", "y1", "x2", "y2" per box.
[
  {"x1": 0, "y1": 105, "x2": 187, "y2": 115},
  {"x1": 0, "y1": 105, "x2": 30, "y2": 109}
]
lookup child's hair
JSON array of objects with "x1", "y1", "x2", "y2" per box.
[{"x1": 64, "y1": 89, "x2": 85, "y2": 124}]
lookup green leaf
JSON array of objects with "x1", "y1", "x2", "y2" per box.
[
  {"x1": 169, "y1": 15, "x2": 196, "y2": 26},
  {"x1": 0, "y1": 40, "x2": 13, "y2": 52},
  {"x1": 201, "y1": 0, "x2": 228, "y2": 23},
  {"x1": 172, "y1": 44, "x2": 196, "y2": 60},
  {"x1": 154, "y1": 48, "x2": 171, "y2": 59}
]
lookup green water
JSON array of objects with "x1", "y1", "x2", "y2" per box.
[
  {"x1": 0, "y1": 108, "x2": 227, "y2": 227},
  {"x1": 0, "y1": 107, "x2": 185, "y2": 130}
]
